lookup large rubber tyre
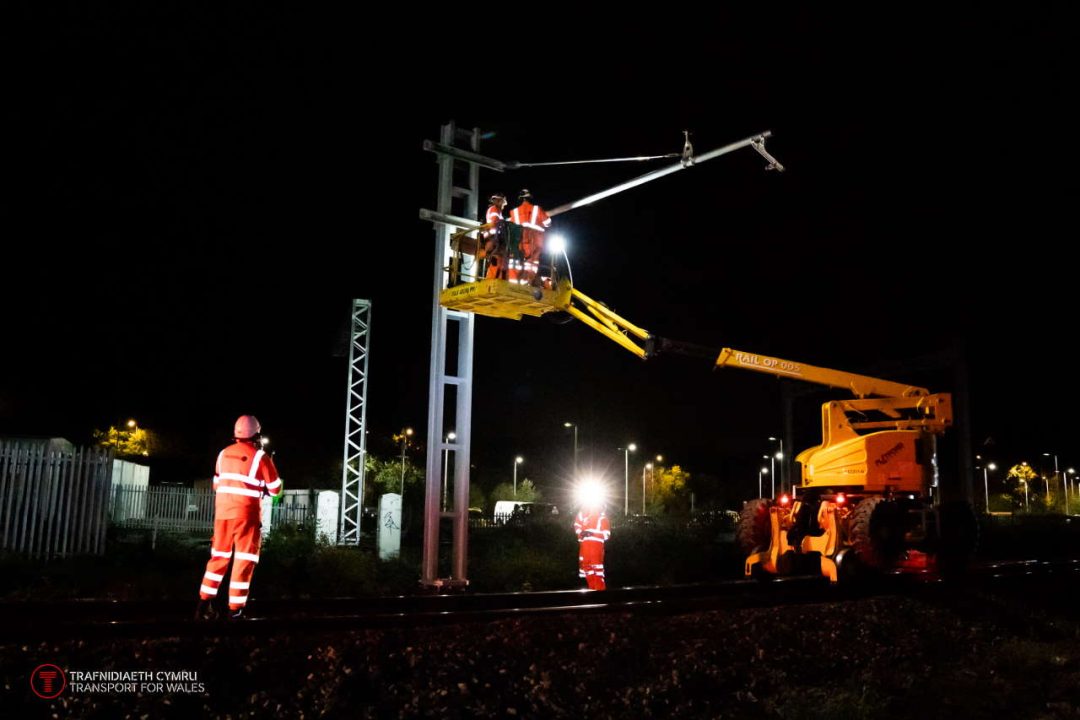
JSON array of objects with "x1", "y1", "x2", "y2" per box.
[
  {"x1": 936, "y1": 500, "x2": 979, "y2": 576},
  {"x1": 736, "y1": 498, "x2": 771, "y2": 555},
  {"x1": 850, "y1": 497, "x2": 906, "y2": 569}
]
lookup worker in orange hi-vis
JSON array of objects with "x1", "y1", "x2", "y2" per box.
[
  {"x1": 573, "y1": 496, "x2": 611, "y2": 590},
  {"x1": 509, "y1": 188, "x2": 551, "y2": 284},
  {"x1": 483, "y1": 192, "x2": 509, "y2": 279},
  {"x1": 195, "y1": 415, "x2": 282, "y2": 620}
]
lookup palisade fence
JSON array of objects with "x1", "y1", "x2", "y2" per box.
[
  {"x1": 0, "y1": 440, "x2": 322, "y2": 559},
  {"x1": 109, "y1": 486, "x2": 215, "y2": 533},
  {"x1": 0, "y1": 441, "x2": 112, "y2": 558},
  {"x1": 109, "y1": 486, "x2": 317, "y2": 534}
]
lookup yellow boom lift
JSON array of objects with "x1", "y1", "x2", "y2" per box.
[{"x1": 440, "y1": 235, "x2": 976, "y2": 582}]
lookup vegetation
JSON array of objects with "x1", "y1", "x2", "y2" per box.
[{"x1": 93, "y1": 423, "x2": 155, "y2": 457}]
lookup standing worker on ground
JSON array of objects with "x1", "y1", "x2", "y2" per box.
[
  {"x1": 509, "y1": 188, "x2": 551, "y2": 285},
  {"x1": 574, "y1": 494, "x2": 610, "y2": 590},
  {"x1": 195, "y1": 415, "x2": 282, "y2": 620}
]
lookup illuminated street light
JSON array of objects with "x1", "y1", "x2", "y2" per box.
[
  {"x1": 642, "y1": 454, "x2": 663, "y2": 514},
  {"x1": 399, "y1": 427, "x2": 413, "y2": 496},
  {"x1": 759, "y1": 466, "x2": 769, "y2": 499},
  {"x1": 514, "y1": 455, "x2": 524, "y2": 497},
  {"x1": 769, "y1": 436, "x2": 784, "y2": 492},
  {"x1": 1068, "y1": 468, "x2": 1076, "y2": 514},
  {"x1": 618, "y1": 443, "x2": 636, "y2": 515},
  {"x1": 564, "y1": 422, "x2": 579, "y2": 476},
  {"x1": 1043, "y1": 452, "x2": 1060, "y2": 509},
  {"x1": 642, "y1": 462, "x2": 653, "y2": 515},
  {"x1": 763, "y1": 455, "x2": 774, "y2": 497},
  {"x1": 983, "y1": 462, "x2": 996, "y2": 514}
]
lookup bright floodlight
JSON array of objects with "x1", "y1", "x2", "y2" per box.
[
  {"x1": 547, "y1": 234, "x2": 566, "y2": 256},
  {"x1": 628, "y1": 443, "x2": 637, "y2": 452},
  {"x1": 574, "y1": 477, "x2": 608, "y2": 508}
]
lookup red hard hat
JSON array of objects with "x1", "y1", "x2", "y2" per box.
[{"x1": 234, "y1": 415, "x2": 261, "y2": 440}]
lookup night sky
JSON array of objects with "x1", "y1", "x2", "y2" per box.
[{"x1": 3, "y1": 10, "x2": 1077, "y2": 505}]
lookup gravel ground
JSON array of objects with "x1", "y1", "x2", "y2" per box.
[{"x1": 4, "y1": 583, "x2": 1080, "y2": 719}]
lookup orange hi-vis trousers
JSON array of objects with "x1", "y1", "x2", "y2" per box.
[
  {"x1": 199, "y1": 516, "x2": 262, "y2": 610},
  {"x1": 579, "y1": 539, "x2": 606, "y2": 590}
]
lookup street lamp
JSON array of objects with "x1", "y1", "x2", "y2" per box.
[
  {"x1": 514, "y1": 456, "x2": 523, "y2": 497},
  {"x1": 1062, "y1": 470, "x2": 1071, "y2": 515},
  {"x1": 442, "y1": 431, "x2": 456, "y2": 511},
  {"x1": 1043, "y1": 452, "x2": 1060, "y2": 508},
  {"x1": 399, "y1": 427, "x2": 413, "y2": 496},
  {"x1": 639, "y1": 453, "x2": 656, "y2": 515},
  {"x1": 769, "y1": 436, "x2": 784, "y2": 493},
  {"x1": 759, "y1": 466, "x2": 769, "y2": 499},
  {"x1": 642, "y1": 462, "x2": 652, "y2": 515},
  {"x1": 983, "y1": 462, "x2": 996, "y2": 514},
  {"x1": 564, "y1": 422, "x2": 579, "y2": 476},
  {"x1": 618, "y1": 443, "x2": 636, "y2": 515},
  {"x1": 763, "y1": 455, "x2": 774, "y2": 497}
]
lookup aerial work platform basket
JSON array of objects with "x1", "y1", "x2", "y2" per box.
[
  {"x1": 439, "y1": 220, "x2": 571, "y2": 320},
  {"x1": 440, "y1": 278, "x2": 571, "y2": 320},
  {"x1": 438, "y1": 220, "x2": 648, "y2": 359}
]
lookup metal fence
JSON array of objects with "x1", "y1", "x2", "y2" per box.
[
  {"x1": 0, "y1": 441, "x2": 112, "y2": 558},
  {"x1": 109, "y1": 486, "x2": 316, "y2": 533},
  {"x1": 110, "y1": 486, "x2": 216, "y2": 533}
]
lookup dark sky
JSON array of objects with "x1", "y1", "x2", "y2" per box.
[{"x1": 3, "y1": 9, "x2": 1077, "y2": 501}]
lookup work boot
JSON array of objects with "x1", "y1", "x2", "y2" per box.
[{"x1": 194, "y1": 599, "x2": 218, "y2": 622}]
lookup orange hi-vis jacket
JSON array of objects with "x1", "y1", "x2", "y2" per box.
[
  {"x1": 510, "y1": 201, "x2": 550, "y2": 234},
  {"x1": 213, "y1": 441, "x2": 282, "y2": 519},
  {"x1": 485, "y1": 204, "x2": 504, "y2": 231},
  {"x1": 574, "y1": 508, "x2": 611, "y2": 544}
]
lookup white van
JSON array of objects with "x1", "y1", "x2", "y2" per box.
[{"x1": 493, "y1": 500, "x2": 526, "y2": 524}]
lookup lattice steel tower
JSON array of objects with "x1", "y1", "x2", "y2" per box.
[{"x1": 339, "y1": 298, "x2": 371, "y2": 544}]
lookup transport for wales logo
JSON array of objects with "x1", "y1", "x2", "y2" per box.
[
  {"x1": 30, "y1": 664, "x2": 67, "y2": 699},
  {"x1": 30, "y1": 665, "x2": 206, "y2": 698}
]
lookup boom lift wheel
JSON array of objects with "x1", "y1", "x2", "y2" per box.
[
  {"x1": 736, "y1": 498, "x2": 772, "y2": 555},
  {"x1": 850, "y1": 497, "x2": 906, "y2": 569}
]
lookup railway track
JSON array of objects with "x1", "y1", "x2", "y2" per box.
[{"x1": 2, "y1": 559, "x2": 1077, "y2": 640}]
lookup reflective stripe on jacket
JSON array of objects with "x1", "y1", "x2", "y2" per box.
[
  {"x1": 213, "y1": 441, "x2": 282, "y2": 519},
  {"x1": 510, "y1": 201, "x2": 551, "y2": 233},
  {"x1": 574, "y1": 509, "x2": 610, "y2": 543}
]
